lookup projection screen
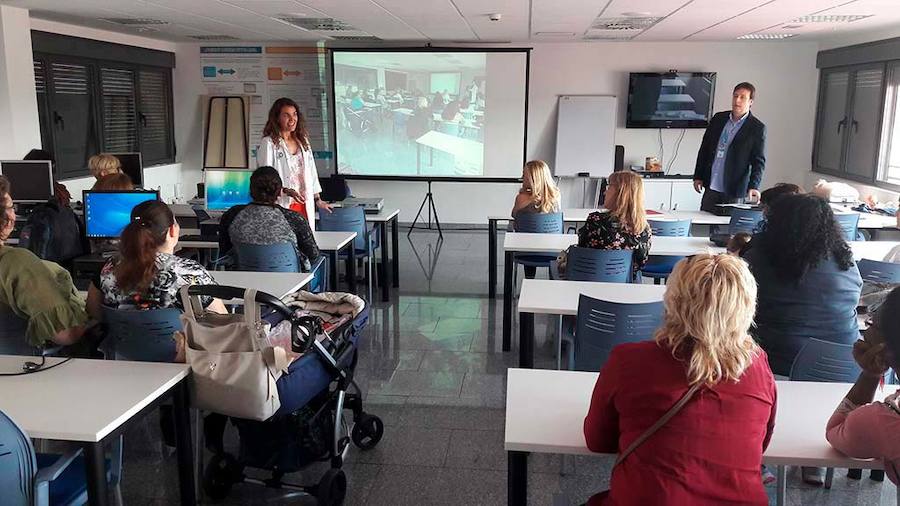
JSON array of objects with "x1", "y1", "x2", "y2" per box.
[{"x1": 331, "y1": 48, "x2": 529, "y2": 181}]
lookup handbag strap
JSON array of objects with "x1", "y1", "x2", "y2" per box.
[{"x1": 613, "y1": 383, "x2": 702, "y2": 468}]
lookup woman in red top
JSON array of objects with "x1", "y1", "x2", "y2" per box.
[{"x1": 583, "y1": 254, "x2": 777, "y2": 505}]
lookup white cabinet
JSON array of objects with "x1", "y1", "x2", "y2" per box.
[
  {"x1": 669, "y1": 181, "x2": 702, "y2": 211},
  {"x1": 643, "y1": 179, "x2": 701, "y2": 212},
  {"x1": 643, "y1": 181, "x2": 672, "y2": 211}
]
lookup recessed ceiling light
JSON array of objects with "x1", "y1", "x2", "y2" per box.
[
  {"x1": 534, "y1": 31, "x2": 576, "y2": 37},
  {"x1": 791, "y1": 14, "x2": 872, "y2": 23},
  {"x1": 737, "y1": 33, "x2": 795, "y2": 40},
  {"x1": 620, "y1": 11, "x2": 651, "y2": 17},
  {"x1": 782, "y1": 24, "x2": 804, "y2": 29}
]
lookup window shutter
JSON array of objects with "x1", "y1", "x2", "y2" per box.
[
  {"x1": 49, "y1": 61, "x2": 97, "y2": 179},
  {"x1": 33, "y1": 60, "x2": 54, "y2": 157},
  {"x1": 100, "y1": 67, "x2": 137, "y2": 153},
  {"x1": 138, "y1": 68, "x2": 173, "y2": 164}
]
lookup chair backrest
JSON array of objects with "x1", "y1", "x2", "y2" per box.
[
  {"x1": 437, "y1": 120, "x2": 460, "y2": 136},
  {"x1": 0, "y1": 409, "x2": 37, "y2": 506},
  {"x1": 0, "y1": 305, "x2": 37, "y2": 356},
  {"x1": 574, "y1": 294, "x2": 664, "y2": 371},
  {"x1": 234, "y1": 242, "x2": 299, "y2": 273},
  {"x1": 567, "y1": 246, "x2": 633, "y2": 283},
  {"x1": 728, "y1": 208, "x2": 764, "y2": 235},
  {"x1": 857, "y1": 258, "x2": 900, "y2": 284},
  {"x1": 648, "y1": 219, "x2": 692, "y2": 237},
  {"x1": 318, "y1": 204, "x2": 368, "y2": 251},
  {"x1": 308, "y1": 255, "x2": 327, "y2": 293},
  {"x1": 101, "y1": 306, "x2": 182, "y2": 362},
  {"x1": 834, "y1": 213, "x2": 861, "y2": 242},
  {"x1": 789, "y1": 338, "x2": 861, "y2": 382},
  {"x1": 514, "y1": 212, "x2": 564, "y2": 234}
]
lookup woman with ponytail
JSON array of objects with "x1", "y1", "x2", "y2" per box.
[
  {"x1": 583, "y1": 254, "x2": 776, "y2": 506},
  {"x1": 86, "y1": 200, "x2": 226, "y2": 319}
]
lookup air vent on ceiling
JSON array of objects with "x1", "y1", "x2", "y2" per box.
[
  {"x1": 591, "y1": 17, "x2": 660, "y2": 31},
  {"x1": 534, "y1": 31, "x2": 576, "y2": 37},
  {"x1": 188, "y1": 35, "x2": 240, "y2": 41},
  {"x1": 330, "y1": 35, "x2": 381, "y2": 41},
  {"x1": 791, "y1": 14, "x2": 872, "y2": 23},
  {"x1": 737, "y1": 33, "x2": 795, "y2": 40},
  {"x1": 781, "y1": 24, "x2": 804, "y2": 29},
  {"x1": 582, "y1": 32, "x2": 636, "y2": 41},
  {"x1": 277, "y1": 16, "x2": 355, "y2": 31},
  {"x1": 100, "y1": 17, "x2": 169, "y2": 26}
]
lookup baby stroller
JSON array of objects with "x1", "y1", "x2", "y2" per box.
[{"x1": 185, "y1": 285, "x2": 383, "y2": 505}]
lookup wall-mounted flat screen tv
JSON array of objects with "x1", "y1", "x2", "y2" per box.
[{"x1": 626, "y1": 72, "x2": 716, "y2": 128}]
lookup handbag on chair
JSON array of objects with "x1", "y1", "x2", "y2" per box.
[{"x1": 179, "y1": 286, "x2": 287, "y2": 421}]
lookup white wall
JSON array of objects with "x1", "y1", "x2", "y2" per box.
[
  {"x1": 0, "y1": 6, "x2": 41, "y2": 159},
  {"x1": 350, "y1": 41, "x2": 820, "y2": 223}
]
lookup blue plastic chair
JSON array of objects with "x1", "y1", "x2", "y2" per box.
[
  {"x1": 0, "y1": 408, "x2": 111, "y2": 506},
  {"x1": 436, "y1": 120, "x2": 461, "y2": 137},
  {"x1": 642, "y1": 219, "x2": 692, "y2": 285},
  {"x1": 318, "y1": 205, "x2": 377, "y2": 300},
  {"x1": 857, "y1": 258, "x2": 900, "y2": 284},
  {"x1": 234, "y1": 242, "x2": 299, "y2": 273},
  {"x1": 834, "y1": 213, "x2": 861, "y2": 242},
  {"x1": 101, "y1": 306, "x2": 182, "y2": 363},
  {"x1": 514, "y1": 212, "x2": 564, "y2": 280},
  {"x1": 0, "y1": 306, "x2": 62, "y2": 357},
  {"x1": 565, "y1": 295, "x2": 664, "y2": 371},
  {"x1": 565, "y1": 246, "x2": 633, "y2": 283},
  {"x1": 728, "y1": 208, "x2": 764, "y2": 235},
  {"x1": 790, "y1": 338, "x2": 861, "y2": 382}
]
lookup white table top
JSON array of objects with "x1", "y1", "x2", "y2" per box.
[
  {"x1": 489, "y1": 209, "x2": 730, "y2": 226},
  {"x1": 314, "y1": 230, "x2": 357, "y2": 251},
  {"x1": 503, "y1": 233, "x2": 727, "y2": 256},
  {"x1": 212, "y1": 270, "x2": 313, "y2": 299},
  {"x1": 415, "y1": 131, "x2": 483, "y2": 164},
  {"x1": 0, "y1": 356, "x2": 189, "y2": 442},
  {"x1": 518, "y1": 279, "x2": 666, "y2": 316},
  {"x1": 504, "y1": 368, "x2": 881, "y2": 469},
  {"x1": 851, "y1": 240, "x2": 900, "y2": 261},
  {"x1": 363, "y1": 208, "x2": 400, "y2": 222}
]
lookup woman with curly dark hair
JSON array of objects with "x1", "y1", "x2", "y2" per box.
[{"x1": 742, "y1": 193, "x2": 861, "y2": 372}]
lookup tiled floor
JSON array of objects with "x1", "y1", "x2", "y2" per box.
[{"x1": 119, "y1": 228, "x2": 897, "y2": 505}]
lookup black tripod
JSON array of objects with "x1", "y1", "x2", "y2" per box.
[{"x1": 407, "y1": 180, "x2": 443, "y2": 239}]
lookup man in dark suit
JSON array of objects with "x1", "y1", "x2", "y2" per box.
[{"x1": 693, "y1": 82, "x2": 766, "y2": 213}]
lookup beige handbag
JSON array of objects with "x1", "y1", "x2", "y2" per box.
[{"x1": 179, "y1": 286, "x2": 283, "y2": 421}]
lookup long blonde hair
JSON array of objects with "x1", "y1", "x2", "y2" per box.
[
  {"x1": 607, "y1": 171, "x2": 648, "y2": 235},
  {"x1": 522, "y1": 160, "x2": 560, "y2": 213},
  {"x1": 655, "y1": 254, "x2": 760, "y2": 386}
]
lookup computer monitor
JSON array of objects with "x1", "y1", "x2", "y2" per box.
[
  {"x1": 0, "y1": 160, "x2": 54, "y2": 203},
  {"x1": 205, "y1": 168, "x2": 252, "y2": 212},
  {"x1": 109, "y1": 153, "x2": 143, "y2": 187},
  {"x1": 83, "y1": 190, "x2": 159, "y2": 239}
]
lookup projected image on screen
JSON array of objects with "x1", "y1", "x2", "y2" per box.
[
  {"x1": 333, "y1": 51, "x2": 527, "y2": 179},
  {"x1": 206, "y1": 169, "x2": 252, "y2": 211}
]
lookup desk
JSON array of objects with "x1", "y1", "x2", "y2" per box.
[
  {"x1": 516, "y1": 279, "x2": 666, "y2": 367},
  {"x1": 505, "y1": 368, "x2": 878, "y2": 506},
  {"x1": 366, "y1": 208, "x2": 401, "y2": 301},
  {"x1": 415, "y1": 131, "x2": 483, "y2": 176},
  {"x1": 0, "y1": 356, "x2": 195, "y2": 505},
  {"x1": 212, "y1": 271, "x2": 313, "y2": 299},
  {"x1": 315, "y1": 231, "x2": 358, "y2": 293}
]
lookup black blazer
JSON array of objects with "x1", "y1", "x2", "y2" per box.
[{"x1": 693, "y1": 111, "x2": 766, "y2": 198}]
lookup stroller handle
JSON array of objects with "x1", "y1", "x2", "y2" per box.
[{"x1": 187, "y1": 284, "x2": 295, "y2": 320}]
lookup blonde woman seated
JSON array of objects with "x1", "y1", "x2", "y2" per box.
[
  {"x1": 584, "y1": 254, "x2": 776, "y2": 505},
  {"x1": 577, "y1": 171, "x2": 652, "y2": 276},
  {"x1": 511, "y1": 160, "x2": 560, "y2": 220},
  {"x1": 88, "y1": 154, "x2": 123, "y2": 181}
]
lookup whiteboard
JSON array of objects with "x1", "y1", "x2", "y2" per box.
[{"x1": 554, "y1": 95, "x2": 616, "y2": 177}]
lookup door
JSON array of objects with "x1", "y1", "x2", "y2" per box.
[
  {"x1": 814, "y1": 69, "x2": 851, "y2": 174},
  {"x1": 845, "y1": 65, "x2": 886, "y2": 179}
]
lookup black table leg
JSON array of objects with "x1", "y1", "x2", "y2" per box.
[
  {"x1": 348, "y1": 243, "x2": 358, "y2": 295},
  {"x1": 84, "y1": 441, "x2": 109, "y2": 506},
  {"x1": 519, "y1": 311, "x2": 534, "y2": 368},
  {"x1": 380, "y1": 222, "x2": 390, "y2": 302},
  {"x1": 503, "y1": 251, "x2": 514, "y2": 352},
  {"x1": 391, "y1": 216, "x2": 399, "y2": 288},
  {"x1": 488, "y1": 218, "x2": 497, "y2": 298},
  {"x1": 508, "y1": 451, "x2": 528, "y2": 506},
  {"x1": 329, "y1": 251, "x2": 339, "y2": 292},
  {"x1": 173, "y1": 380, "x2": 197, "y2": 505}
]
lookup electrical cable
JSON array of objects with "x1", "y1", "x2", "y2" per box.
[
  {"x1": 0, "y1": 356, "x2": 73, "y2": 377},
  {"x1": 666, "y1": 129, "x2": 686, "y2": 174}
]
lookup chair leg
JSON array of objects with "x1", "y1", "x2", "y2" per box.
[
  {"x1": 824, "y1": 467, "x2": 834, "y2": 489},
  {"x1": 556, "y1": 315, "x2": 563, "y2": 371},
  {"x1": 654, "y1": 277, "x2": 661, "y2": 285}
]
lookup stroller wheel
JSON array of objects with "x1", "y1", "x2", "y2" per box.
[
  {"x1": 203, "y1": 453, "x2": 239, "y2": 501},
  {"x1": 317, "y1": 468, "x2": 347, "y2": 506},
  {"x1": 351, "y1": 414, "x2": 384, "y2": 451}
]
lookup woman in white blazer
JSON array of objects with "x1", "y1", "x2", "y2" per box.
[{"x1": 257, "y1": 97, "x2": 331, "y2": 229}]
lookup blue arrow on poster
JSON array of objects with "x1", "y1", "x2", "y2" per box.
[{"x1": 218, "y1": 68, "x2": 236, "y2": 75}]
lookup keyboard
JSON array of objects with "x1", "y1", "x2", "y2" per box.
[{"x1": 179, "y1": 234, "x2": 219, "y2": 242}]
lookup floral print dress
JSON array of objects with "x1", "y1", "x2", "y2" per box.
[
  {"x1": 98, "y1": 252, "x2": 216, "y2": 310},
  {"x1": 577, "y1": 211, "x2": 652, "y2": 274}
]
